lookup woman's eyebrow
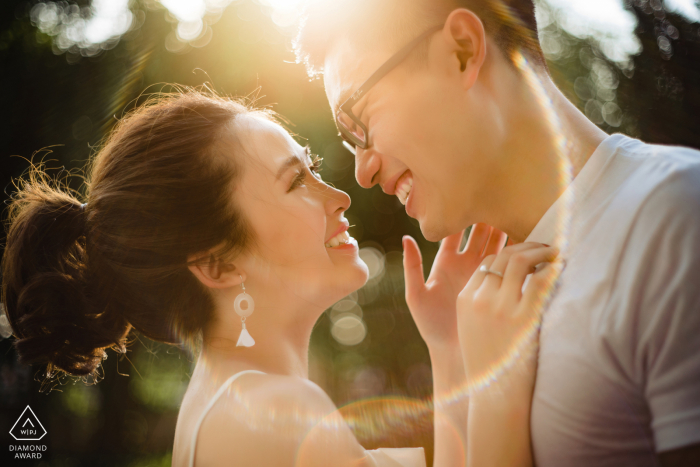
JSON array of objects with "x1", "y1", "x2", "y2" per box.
[{"x1": 275, "y1": 148, "x2": 309, "y2": 180}]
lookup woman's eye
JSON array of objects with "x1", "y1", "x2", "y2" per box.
[
  {"x1": 310, "y1": 158, "x2": 323, "y2": 180},
  {"x1": 287, "y1": 155, "x2": 323, "y2": 192},
  {"x1": 288, "y1": 170, "x2": 307, "y2": 192}
]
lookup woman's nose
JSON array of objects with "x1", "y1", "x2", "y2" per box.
[{"x1": 324, "y1": 183, "x2": 351, "y2": 216}]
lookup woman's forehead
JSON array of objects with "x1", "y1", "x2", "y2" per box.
[{"x1": 232, "y1": 115, "x2": 302, "y2": 176}]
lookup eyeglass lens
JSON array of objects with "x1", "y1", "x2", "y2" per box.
[{"x1": 337, "y1": 110, "x2": 366, "y2": 144}]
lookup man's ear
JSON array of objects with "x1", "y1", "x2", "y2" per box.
[
  {"x1": 187, "y1": 251, "x2": 245, "y2": 290},
  {"x1": 442, "y1": 8, "x2": 487, "y2": 90}
]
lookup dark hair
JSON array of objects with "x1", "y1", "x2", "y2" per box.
[
  {"x1": 1, "y1": 90, "x2": 274, "y2": 380},
  {"x1": 295, "y1": 0, "x2": 545, "y2": 77}
]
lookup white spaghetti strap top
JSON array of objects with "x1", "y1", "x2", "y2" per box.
[
  {"x1": 187, "y1": 370, "x2": 426, "y2": 467},
  {"x1": 188, "y1": 370, "x2": 266, "y2": 467}
]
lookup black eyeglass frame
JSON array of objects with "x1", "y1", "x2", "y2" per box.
[{"x1": 336, "y1": 25, "x2": 443, "y2": 151}]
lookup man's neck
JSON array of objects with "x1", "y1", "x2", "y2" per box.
[{"x1": 489, "y1": 74, "x2": 607, "y2": 242}]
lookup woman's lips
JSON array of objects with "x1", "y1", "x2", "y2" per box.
[
  {"x1": 325, "y1": 222, "x2": 349, "y2": 244},
  {"x1": 330, "y1": 237, "x2": 358, "y2": 250},
  {"x1": 325, "y1": 221, "x2": 358, "y2": 248},
  {"x1": 326, "y1": 230, "x2": 351, "y2": 248}
]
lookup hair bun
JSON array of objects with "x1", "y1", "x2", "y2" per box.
[{"x1": 2, "y1": 177, "x2": 130, "y2": 378}]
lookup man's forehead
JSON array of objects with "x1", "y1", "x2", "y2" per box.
[{"x1": 323, "y1": 37, "x2": 393, "y2": 114}]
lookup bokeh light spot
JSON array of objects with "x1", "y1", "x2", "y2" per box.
[
  {"x1": 359, "y1": 246, "x2": 385, "y2": 280},
  {"x1": 331, "y1": 315, "x2": 367, "y2": 346}
]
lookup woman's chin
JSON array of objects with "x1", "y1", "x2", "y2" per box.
[
  {"x1": 319, "y1": 264, "x2": 369, "y2": 304},
  {"x1": 350, "y1": 261, "x2": 370, "y2": 289}
]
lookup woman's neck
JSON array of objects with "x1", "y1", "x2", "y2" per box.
[
  {"x1": 197, "y1": 302, "x2": 320, "y2": 380},
  {"x1": 204, "y1": 333, "x2": 309, "y2": 377}
]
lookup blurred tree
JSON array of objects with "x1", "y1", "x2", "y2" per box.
[
  {"x1": 538, "y1": 0, "x2": 700, "y2": 149},
  {"x1": 617, "y1": 0, "x2": 700, "y2": 147}
]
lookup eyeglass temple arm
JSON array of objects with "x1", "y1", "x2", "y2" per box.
[
  {"x1": 341, "y1": 25, "x2": 443, "y2": 111},
  {"x1": 342, "y1": 141, "x2": 357, "y2": 156}
]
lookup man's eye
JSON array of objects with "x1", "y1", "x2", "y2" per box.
[{"x1": 357, "y1": 104, "x2": 368, "y2": 124}]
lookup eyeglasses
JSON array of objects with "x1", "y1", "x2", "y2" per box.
[{"x1": 336, "y1": 25, "x2": 443, "y2": 153}]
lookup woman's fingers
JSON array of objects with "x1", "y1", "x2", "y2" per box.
[
  {"x1": 502, "y1": 246, "x2": 559, "y2": 302},
  {"x1": 481, "y1": 228, "x2": 508, "y2": 257},
  {"x1": 464, "y1": 223, "x2": 492, "y2": 256},
  {"x1": 403, "y1": 235, "x2": 426, "y2": 303},
  {"x1": 521, "y1": 261, "x2": 559, "y2": 306},
  {"x1": 479, "y1": 243, "x2": 547, "y2": 295},
  {"x1": 439, "y1": 229, "x2": 466, "y2": 255},
  {"x1": 461, "y1": 254, "x2": 497, "y2": 296}
]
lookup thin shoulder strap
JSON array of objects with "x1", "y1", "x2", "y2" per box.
[{"x1": 188, "y1": 370, "x2": 266, "y2": 467}]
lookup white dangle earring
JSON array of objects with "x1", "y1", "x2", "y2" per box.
[{"x1": 234, "y1": 275, "x2": 255, "y2": 347}]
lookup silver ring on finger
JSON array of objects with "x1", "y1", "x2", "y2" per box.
[{"x1": 479, "y1": 265, "x2": 504, "y2": 278}]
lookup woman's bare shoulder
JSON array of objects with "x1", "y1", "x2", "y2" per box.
[
  {"x1": 254, "y1": 374, "x2": 337, "y2": 411},
  {"x1": 195, "y1": 373, "x2": 365, "y2": 466}
]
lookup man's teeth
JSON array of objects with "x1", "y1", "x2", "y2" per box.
[
  {"x1": 325, "y1": 230, "x2": 351, "y2": 248},
  {"x1": 396, "y1": 178, "x2": 413, "y2": 205}
]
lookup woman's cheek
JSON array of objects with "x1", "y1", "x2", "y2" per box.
[
  {"x1": 267, "y1": 205, "x2": 324, "y2": 258},
  {"x1": 295, "y1": 194, "x2": 326, "y2": 241}
]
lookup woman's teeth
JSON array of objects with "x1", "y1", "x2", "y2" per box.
[
  {"x1": 396, "y1": 177, "x2": 413, "y2": 205},
  {"x1": 325, "y1": 230, "x2": 351, "y2": 248}
]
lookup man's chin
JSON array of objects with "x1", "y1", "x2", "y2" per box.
[
  {"x1": 418, "y1": 216, "x2": 469, "y2": 242},
  {"x1": 418, "y1": 219, "x2": 450, "y2": 243}
]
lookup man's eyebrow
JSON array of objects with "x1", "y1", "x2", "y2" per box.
[{"x1": 275, "y1": 147, "x2": 309, "y2": 180}]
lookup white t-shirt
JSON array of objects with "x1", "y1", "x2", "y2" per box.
[{"x1": 527, "y1": 134, "x2": 700, "y2": 466}]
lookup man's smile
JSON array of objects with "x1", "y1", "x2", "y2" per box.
[
  {"x1": 395, "y1": 171, "x2": 413, "y2": 206},
  {"x1": 381, "y1": 169, "x2": 414, "y2": 206}
]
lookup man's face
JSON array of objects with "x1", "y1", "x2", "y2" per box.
[{"x1": 323, "y1": 33, "x2": 506, "y2": 242}]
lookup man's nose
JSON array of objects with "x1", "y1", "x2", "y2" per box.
[{"x1": 355, "y1": 147, "x2": 381, "y2": 189}]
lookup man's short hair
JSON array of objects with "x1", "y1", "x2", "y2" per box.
[{"x1": 295, "y1": 0, "x2": 546, "y2": 78}]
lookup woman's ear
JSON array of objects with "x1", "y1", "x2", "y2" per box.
[
  {"x1": 443, "y1": 8, "x2": 487, "y2": 90},
  {"x1": 187, "y1": 251, "x2": 245, "y2": 289}
]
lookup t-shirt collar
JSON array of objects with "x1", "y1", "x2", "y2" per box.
[{"x1": 525, "y1": 134, "x2": 629, "y2": 246}]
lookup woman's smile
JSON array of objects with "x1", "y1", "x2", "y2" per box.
[{"x1": 324, "y1": 220, "x2": 357, "y2": 249}]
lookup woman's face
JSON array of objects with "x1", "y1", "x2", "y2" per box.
[{"x1": 231, "y1": 115, "x2": 369, "y2": 308}]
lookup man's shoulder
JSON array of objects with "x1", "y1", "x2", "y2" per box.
[
  {"x1": 571, "y1": 137, "x2": 700, "y2": 267},
  {"x1": 617, "y1": 136, "x2": 700, "y2": 183},
  {"x1": 615, "y1": 134, "x2": 700, "y2": 162},
  {"x1": 596, "y1": 139, "x2": 700, "y2": 280},
  {"x1": 629, "y1": 141, "x2": 700, "y2": 224},
  {"x1": 611, "y1": 137, "x2": 700, "y2": 231}
]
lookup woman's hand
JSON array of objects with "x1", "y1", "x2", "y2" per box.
[
  {"x1": 404, "y1": 224, "x2": 509, "y2": 467},
  {"x1": 403, "y1": 224, "x2": 509, "y2": 351},
  {"x1": 458, "y1": 243, "x2": 559, "y2": 467},
  {"x1": 457, "y1": 243, "x2": 559, "y2": 389}
]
